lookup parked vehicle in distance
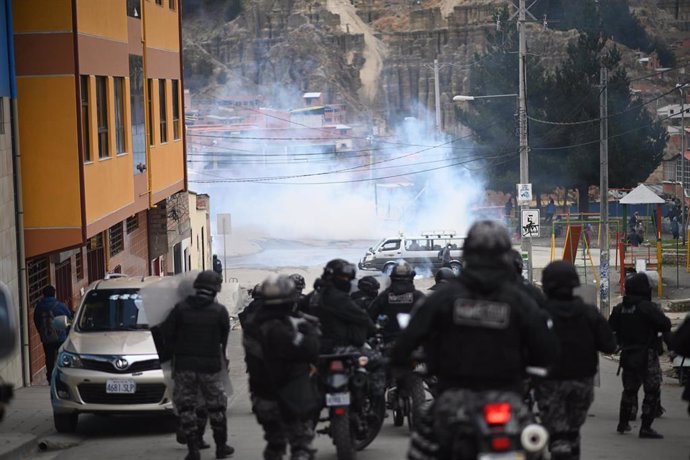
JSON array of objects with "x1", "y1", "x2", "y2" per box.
[
  {"x1": 358, "y1": 231, "x2": 464, "y2": 276},
  {"x1": 50, "y1": 274, "x2": 173, "y2": 433}
]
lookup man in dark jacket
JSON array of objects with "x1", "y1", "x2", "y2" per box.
[
  {"x1": 161, "y1": 271, "x2": 234, "y2": 460},
  {"x1": 508, "y1": 249, "x2": 547, "y2": 309},
  {"x1": 368, "y1": 261, "x2": 425, "y2": 343},
  {"x1": 535, "y1": 261, "x2": 616, "y2": 460},
  {"x1": 350, "y1": 276, "x2": 380, "y2": 312},
  {"x1": 33, "y1": 285, "x2": 72, "y2": 381},
  {"x1": 305, "y1": 259, "x2": 375, "y2": 352},
  {"x1": 391, "y1": 220, "x2": 558, "y2": 459},
  {"x1": 244, "y1": 275, "x2": 320, "y2": 460},
  {"x1": 670, "y1": 314, "x2": 690, "y2": 415},
  {"x1": 609, "y1": 272, "x2": 672, "y2": 439}
]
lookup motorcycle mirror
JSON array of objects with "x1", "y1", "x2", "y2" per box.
[
  {"x1": 396, "y1": 313, "x2": 411, "y2": 330},
  {"x1": 0, "y1": 282, "x2": 17, "y2": 359}
]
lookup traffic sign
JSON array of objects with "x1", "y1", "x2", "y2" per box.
[
  {"x1": 521, "y1": 209, "x2": 540, "y2": 238},
  {"x1": 517, "y1": 183, "x2": 532, "y2": 204}
]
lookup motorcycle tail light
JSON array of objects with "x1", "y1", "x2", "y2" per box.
[
  {"x1": 484, "y1": 402, "x2": 511, "y2": 425},
  {"x1": 330, "y1": 360, "x2": 344, "y2": 372},
  {"x1": 334, "y1": 407, "x2": 346, "y2": 416},
  {"x1": 491, "y1": 436, "x2": 511, "y2": 451}
]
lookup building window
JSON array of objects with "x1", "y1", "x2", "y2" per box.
[
  {"x1": 75, "y1": 250, "x2": 84, "y2": 280},
  {"x1": 80, "y1": 77, "x2": 91, "y2": 161},
  {"x1": 127, "y1": 0, "x2": 141, "y2": 17},
  {"x1": 159, "y1": 79, "x2": 168, "y2": 143},
  {"x1": 0, "y1": 98, "x2": 4, "y2": 135},
  {"x1": 129, "y1": 55, "x2": 146, "y2": 174},
  {"x1": 169, "y1": 0, "x2": 176, "y2": 10},
  {"x1": 155, "y1": 0, "x2": 162, "y2": 5},
  {"x1": 172, "y1": 80, "x2": 180, "y2": 140},
  {"x1": 126, "y1": 215, "x2": 139, "y2": 234},
  {"x1": 147, "y1": 79, "x2": 154, "y2": 146},
  {"x1": 96, "y1": 76, "x2": 109, "y2": 158},
  {"x1": 114, "y1": 77, "x2": 126, "y2": 154},
  {"x1": 109, "y1": 223, "x2": 124, "y2": 257}
]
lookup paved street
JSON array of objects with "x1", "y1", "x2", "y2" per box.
[{"x1": 6, "y1": 332, "x2": 688, "y2": 460}]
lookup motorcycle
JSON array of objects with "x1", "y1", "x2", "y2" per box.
[
  {"x1": 316, "y1": 349, "x2": 385, "y2": 460},
  {"x1": 441, "y1": 389, "x2": 548, "y2": 460}
]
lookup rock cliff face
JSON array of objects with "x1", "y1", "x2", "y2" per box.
[{"x1": 183, "y1": 0, "x2": 690, "y2": 129}]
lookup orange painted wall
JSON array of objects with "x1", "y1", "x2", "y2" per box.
[
  {"x1": 83, "y1": 76, "x2": 135, "y2": 223},
  {"x1": 149, "y1": 78, "x2": 183, "y2": 193},
  {"x1": 13, "y1": 0, "x2": 72, "y2": 33},
  {"x1": 17, "y1": 77, "x2": 82, "y2": 229},
  {"x1": 144, "y1": 0, "x2": 179, "y2": 52},
  {"x1": 76, "y1": 0, "x2": 127, "y2": 42}
]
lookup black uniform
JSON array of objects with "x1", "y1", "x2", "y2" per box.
[
  {"x1": 368, "y1": 280, "x2": 425, "y2": 342},
  {"x1": 351, "y1": 290, "x2": 377, "y2": 312},
  {"x1": 248, "y1": 304, "x2": 321, "y2": 460},
  {"x1": 391, "y1": 257, "x2": 558, "y2": 460},
  {"x1": 305, "y1": 285, "x2": 375, "y2": 352},
  {"x1": 535, "y1": 295, "x2": 616, "y2": 459},
  {"x1": 162, "y1": 292, "x2": 231, "y2": 456},
  {"x1": 670, "y1": 314, "x2": 690, "y2": 407},
  {"x1": 609, "y1": 273, "x2": 671, "y2": 436},
  {"x1": 391, "y1": 259, "x2": 557, "y2": 393}
]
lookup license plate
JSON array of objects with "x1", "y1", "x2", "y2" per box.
[
  {"x1": 105, "y1": 379, "x2": 136, "y2": 394},
  {"x1": 326, "y1": 392, "x2": 350, "y2": 406},
  {"x1": 478, "y1": 453, "x2": 525, "y2": 460}
]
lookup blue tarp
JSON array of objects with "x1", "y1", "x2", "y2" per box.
[{"x1": 0, "y1": 0, "x2": 16, "y2": 98}]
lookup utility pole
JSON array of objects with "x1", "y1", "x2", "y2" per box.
[
  {"x1": 434, "y1": 59, "x2": 441, "y2": 132},
  {"x1": 678, "y1": 85, "x2": 688, "y2": 248},
  {"x1": 518, "y1": 0, "x2": 532, "y2": 281},
  {"x1": 599, "y1": 66, "x2": 610, "y2": 317}
]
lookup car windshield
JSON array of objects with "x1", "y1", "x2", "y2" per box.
[{"x1": 76, "y1": 289, "x2": 148, "y2": 332}]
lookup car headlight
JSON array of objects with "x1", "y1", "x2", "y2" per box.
[{"x1": 57, "y1": 351, "x2": 83, "y2": 369}]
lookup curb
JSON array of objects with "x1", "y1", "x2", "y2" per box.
[{"x1": 0, "y1": 433, "x2": 37, "y2": 460}]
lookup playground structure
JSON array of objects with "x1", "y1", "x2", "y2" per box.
[{"x1": 549, "y1": 184, "x2": 666, "y2": 298}]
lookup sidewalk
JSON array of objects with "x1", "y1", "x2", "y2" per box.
[{"x1": 0, "y1": 385, "x2": 53, "y2": 459}]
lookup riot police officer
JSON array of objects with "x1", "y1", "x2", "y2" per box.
[
  {"x1": 351, "y1": 276, "x2": 381, "y2": 312},
  {"x1": 243, "y1": 275, "x2": 320, "y2": 460},
  {"x1": 368, "y1": 261, "x2": 425, "y2": 343},
  {"x1": 390, "y1": 220, "x2": 558, "y2": 459},
  {"x1": 428, "y1": 267, "x2": 456, "y2": 291},
  {"x1": 609, "y1": 272, "x2": 671, "y2": 438},
  {"x1": 508, "y1": 248, "x2": 547, "y2": 309},
  {"x1": 160, "y1": 270, "x2": 234, "y2": 460},
  {"x1": 305, "y1": 259, "x2": 375, "y2": 352},
  {"x1": 535, "y1": 261, "x2": 616, "y2": 460}
]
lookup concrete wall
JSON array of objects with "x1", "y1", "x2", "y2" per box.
[{"x1": 0, "y1": 96, "x2": 22, "y2": 388}]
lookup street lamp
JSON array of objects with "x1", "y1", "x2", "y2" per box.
[
  {"x1": 678, "y1": 84, "x2": 688, "y2": 246},
  {"x1": 454, "y1": 91, "x2": 532, "y2": 281}
]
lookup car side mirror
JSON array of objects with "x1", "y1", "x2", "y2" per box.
[
  {"x1": 0, "y1": 283, "x2": 16, "y2": 359},
  {"x1": 53, "y1": 315, "x2": 71, "y2": 332}
]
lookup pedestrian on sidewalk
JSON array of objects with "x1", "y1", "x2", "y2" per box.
[
  {"x1": 534, "y1": 261, "x2": 616, "y2": 460},
  {"x1": 243, "y1": 275, "x2": 320, "y2": 460},
  {"x1": 609, "y1": 272, "x2": 671, "y2": 439},
  {"x1": 159, "y1": 270, "x2": 234, "y2": 460},
  {"x1": 32, "y1": 285, "x2": 72, "y2": 381}
]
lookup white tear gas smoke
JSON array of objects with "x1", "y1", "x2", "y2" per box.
[{"x1": 188, "y1": 94, "x2": 487, "y2": 247}]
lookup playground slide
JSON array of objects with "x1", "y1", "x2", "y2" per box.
[{"x1": 562, "y1": 225, "x2": 582, "y2": 263}]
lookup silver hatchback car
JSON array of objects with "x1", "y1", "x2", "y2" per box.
[{"x1": 51, "y1": 275, "x2": 173, "y2": 433}]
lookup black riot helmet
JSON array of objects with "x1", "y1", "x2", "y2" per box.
[
  {"x1": 260, "y1": 274, "x2": 297, "y2": 306},
  {"x1": 541, "y1": 260, "x2": 580, "y2": 299},
  {"x1": 322, "y1": 259, "x2": 357, "y2": 292},
  {"x1": 624, "y1": 272, "x2": 652, "y2": 301},
  {"x1": 434, "y1": 267, "x2": 456, "y2": 284},
  {"x1": 193, "y1": 270, "x2": 223, "y2": 294},
  {"x1": 251, "y1": 283, "x2": 263, "y2": 300},
  {"x1": 357, "y1": 276, "x2": 380, "y2": 296},
  {"x1": 391, "y1": 261, "x2": 415, "y2": 281},
  {"x1": 462, "y1": 220, "x2": 512, "y2": 260},
  {"x1": 289, "y1": 274, "x2": 306, "y2": 294}
]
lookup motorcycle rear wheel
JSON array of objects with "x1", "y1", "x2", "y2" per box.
[{"x1": 331, "y1": 409, "x2": 356, "y2": 460}]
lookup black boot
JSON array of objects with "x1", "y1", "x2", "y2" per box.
[
  {"x1": 617, "y1": 401, "x2": 632, "y2": 434},
  {"x1": 216, "y1": 444, "x2": 235, "y2": 459},
  {"x1": 639, "y1": 419, "x2": 663, "y2": 439},
  {"x1": 185, "y1": 436, "x2": 201, "y2": 460},
  {"x1": 213, "y1": 425, "x2": 235, "y2": 459}
]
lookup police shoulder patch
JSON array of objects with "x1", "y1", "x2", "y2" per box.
[
  {"x1": 388, "y1": 292, "x2": 414, "y2": 304},
  {"x1": 452, "y1": 298, "x2": 511, "y2": 329}
]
